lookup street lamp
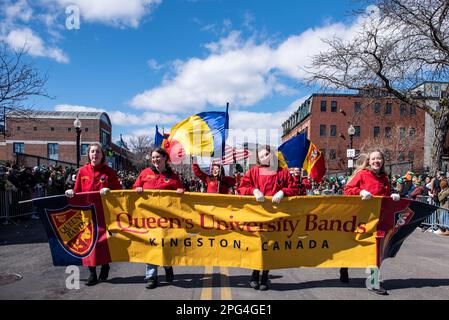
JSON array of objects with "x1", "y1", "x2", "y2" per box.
[
  {"x1": 145, "y1": 154, "x2": 150, "y2": 167},
  {"x1": 347, "y1": 124, "x2": 355, "y2": 175},
  {"x1": 74, "y1": 116, "x2": 81, "y2": 168}
]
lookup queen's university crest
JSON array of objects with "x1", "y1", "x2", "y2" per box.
[
  {"x1": 46, "y1": 205, "x2": 98, "y2": 258},
  {"x1": 308, "y1": 145, "x2": 319, "y2": 164}
]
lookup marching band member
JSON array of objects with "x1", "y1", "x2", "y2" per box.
[
  {"x1": 65, "y1": 143, "x2": 121, "y2": 286},
  {"x1": 133, "y1": 148, "x2": 184, "y2": 289}
]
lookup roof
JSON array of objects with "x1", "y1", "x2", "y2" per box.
[{"x1": 9, "y1": 111, "x2": 112, "y2": 126}]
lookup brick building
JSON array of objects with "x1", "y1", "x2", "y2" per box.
[
  {"x1": 282, "y1": 93, "x2": 427, "y2": 174},
  {"x1": 0, "y1": 111, "x2": 134, "y2": 170}
]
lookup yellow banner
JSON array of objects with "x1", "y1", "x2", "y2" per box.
[{"x1": 102, "y1": 191, "x2": 382, "y2": 270}]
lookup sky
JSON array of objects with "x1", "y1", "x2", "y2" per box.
[{"x1": 0, "y1": 0, "x2": 368, "y2": 147}]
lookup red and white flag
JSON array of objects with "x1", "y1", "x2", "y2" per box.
[{"x1": 222, "y1": 145, "x2": 250, "y2": 165}]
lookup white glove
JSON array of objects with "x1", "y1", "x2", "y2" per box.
[
  {"x1": 272, "y1": 190, "x2": 284, "y2": 204},
  {"x1": 360, "y1": 189, "x2": 372, "y2": 200},
  {"x1": 65, "y1": 189, "x2": 75, "y2": 198},
  {"x1": 253, "y1": 189, "x2": 265, "y2": 202},
  {"x1": 135, "y1": 187, "x2": 143, "y2": 193},
  {"x1": 391, "y1": 193, "x2": 401, "y2": 201},
  {"x1": 100, "y1": 188, "x2": 110, "y2": 196},
  {"x1": 176, "y1": 188, "x2": 184, "y2": 194}
]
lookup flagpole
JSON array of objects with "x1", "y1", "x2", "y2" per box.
[{"x1": 217, "y1": 102, "x2": 229, "y2": 194}]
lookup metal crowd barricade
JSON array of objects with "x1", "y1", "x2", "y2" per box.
[
  {"x1": 415, "y1": 195, "x2": 449, "y2": 231},
  {"x1": 1, "y1": 188, "x2": 44, "y2": 225}
]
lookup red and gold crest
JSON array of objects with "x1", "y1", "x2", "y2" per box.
[{"x1": 47, "y1": 206, "x2": 98, "y2": 258}]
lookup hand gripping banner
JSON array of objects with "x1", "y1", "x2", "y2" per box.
[{"x1": 33, "y1": 191, "x2": 437, "y2": 269}]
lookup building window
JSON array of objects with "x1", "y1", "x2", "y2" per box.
[
  {"x1": 51, "y1": 127, "x2": 55, "y2": 132},
  {"x1": 320, "y1": 100, "x2": 327, "y2": 112},
  {"x1": 68, "y1": 128, "x2": 72, "y2": 132},
  {"x1": 374, "y1": 102, "x2": 381, "y2": 114},
  {"x1": 321, "y1": 149, "x2": 326, "y2": 158},
  {"x1": 101, "y1": 130, "x2": 110, "y2": 148},
  {"x1": 385, "y1": 127, "x2": 392, "y2": 138},
  {"x1": 13, "y1": 142, "x2": 24, "y2": 154},
  {"x1": 399, "y1": 127, "x2": 406, "y2": 139},
  {"x1": 398, "y1": 151, "x2": 405, "y2": 162},
  {"x1": 374, "y1": 126, "x2": 380, "y2": 138},
  {"x1": 354, "y1": 126, "x2": 361, "y2": 137},
  {"x1": 410, "y1": 105, "x2": 416, "y2": 115},
  {"x1": 48, "y1": 143, "x2": 59, "y2": 160},
  {"x1": 85, "y1": 128, "x2": 88, "y2": 132},
  {"x1": 17, "y1": 126, "x2": 20, "y2": 131},
  {"x1": 400, "y1": 104, "x2": 407, "y2": 116},
  {"x1": 81, "y1": 144, "x2": 89, "y2": 156},
  {"x1": 385, "y1": 150, "x2": 391, "y2": 162},
  {"x1": 408, "y1": 151, "x2": 414, "y2": 161},
  {"x1": 330, "y1": 125, "x2": 337, "y2": 137},
  {"x1": 354, "y1": 102, "x2": 362, "y2": 113},
  {"x1": 385, "y1": 103, "x2": 392, "y2": 114},
  {"x1": 409, "y1": 127, "x2": 415, "y2": 141},
  {"x1": 320, "y1": 125, "x2": 326, "y2": 136},
  {"x1": 33, "y1": 127, "x2": 37, "y2": 131},
  {"x1": 329, "y1": 149, "x2": 336, "y2": 160},
  {"x1": 331, "y1": 101, "x2": 337, "y2": 112}
]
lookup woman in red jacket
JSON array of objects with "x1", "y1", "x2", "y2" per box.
[
  {"x1": 192, "y1": 158, "x2": 236, "y2": 194},
  {"x1": 133, "y1": 148, "x2": 184, "y2": 289},
  {"x1": 238, "y1": 145, "x2": 298, "y2": 291},
  {"x1": 342, "y1": 150, "x2": 400, "y2": 295},
  {"x1": 65, "y1": 143, "x2": 121, "y2": 286}
]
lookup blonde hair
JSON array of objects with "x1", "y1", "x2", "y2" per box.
[{"x1": 347, "y1": 150, "x2": 386, "y2": 183}]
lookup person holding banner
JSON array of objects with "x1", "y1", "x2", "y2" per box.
[
  {"x1": 342, "y1": 150, "x2": 401, "y2": 295},
  {"x1": 133, "y1": 148, "x2": 185, "y2": 289},
  {"x1": 238, "y1": 145, "x2": 298, "y2": 291},
  {"x1": 65, "y1": 142, "x2": 121, "y2": 286},
  {"x1": 192, "y1": 157, "x2": 236, "y2": 194}
]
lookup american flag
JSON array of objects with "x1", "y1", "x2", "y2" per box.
[{"x1": 222, "y1": 145, "x2": 250, "y2": 165}]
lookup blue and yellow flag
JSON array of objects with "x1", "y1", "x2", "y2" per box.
[
  {"x1": 277, "y1": 133, "x2": 326, "y2": 182},
  {"x1": 166, "y1": 110, "x2": 229, "y2": 161},
  {"x1": 154, "y1": 125, "x2": 169, "y2": 148}
]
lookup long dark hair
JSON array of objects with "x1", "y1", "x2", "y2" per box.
[
  {"x1": 210, "y1": 163, "x2": 225, "y2": 180},
  {"x1": 149, "y1": 148, "x2": 173, "y2": 174}
]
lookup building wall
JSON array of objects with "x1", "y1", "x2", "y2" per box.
[
  {"x1": 1, "y1": 117, "x2": 107, "y2": 164},
  {"x1": 283, "y1": 94, "x2": 426, "y2": 173}
]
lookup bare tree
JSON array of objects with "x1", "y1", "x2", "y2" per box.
[
  {"x1": 129, "y1": 135, "x2": 153, "y2": 170},
  {"x1": 307, "y1": 0, "x2": 449, "y2": 176},
  {"x1": 0, "y1": 42, "x2": 50, "y2": 127}
]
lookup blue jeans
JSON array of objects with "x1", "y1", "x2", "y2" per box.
[{"x1": 145, "y1": 264, "x2": 170, "y2": 280}]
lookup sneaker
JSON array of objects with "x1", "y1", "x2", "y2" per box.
[
  {"x1": 249, "y1": 270, "x2": 260, "y2": 290},
  {"x1": 259, "y1": 271, "x2": 269, "y2": 291},
  {"x1": 368, "y1": 285, "x2": 388, "y2": 295},
  {"x1": 86, "y1": 273, "x2": 98, "y2": 286},
  {"x1": 434, "y1": 229, "x2": 445, "y2": 235},
  {"x1": 339, "y1": 268, "x2": 349, "y2": 283},
  {"x1": 146, "y1": 277, "x2": 158, "y2": 289},
  {"x1": 165, "y1": 267, "x2": 174, "y2": 283},
  {"x1": 99, "y1": 264, "x2": 110, "y2": 281}
]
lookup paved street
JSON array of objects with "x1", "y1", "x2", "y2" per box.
[{"x1": 1, "y1": 219, "x2": 448, "y2": 300}]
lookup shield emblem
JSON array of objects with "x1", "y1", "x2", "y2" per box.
[{"x1": 46, "y1": 205, "x2": 98, "y2": 258}]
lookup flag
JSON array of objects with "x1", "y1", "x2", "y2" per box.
[
  {"x1": 222, "y1": 145, "x2": 250, "y2": 165},
  {"x1": 165, "y1": 110, "x2": 229, "y2": 163},
  {"x1": 154, "y1": 125, "x2": 169, "y2": 148},
  {"x1": 277, "y1": 133, "x2": 326, "y2": 182}
]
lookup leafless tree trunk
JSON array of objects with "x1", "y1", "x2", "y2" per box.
[{"x1": 307, "y1": 0, "x2": 449, "y2": 176}]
